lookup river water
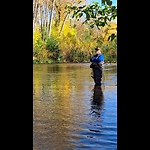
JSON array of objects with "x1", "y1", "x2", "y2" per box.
[{"x1": 33, "y1": 63, "x2": 117, "y2": 150}]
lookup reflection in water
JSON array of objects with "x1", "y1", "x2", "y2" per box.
[
  {"x1": 33, "y1": 63, "x2": 117, "y2": 150},
  {"x1": 92, "y1": 85, "x2": 104, "y2": 104},
  {"x1": 90, "y1": 85, "x2": 104, "y2": 121},
  {"x1": 88, "y1": 86, "x2": 104, "y2": 135}
]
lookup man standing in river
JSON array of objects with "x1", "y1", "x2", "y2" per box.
[{"x1": 89, "y1": 47, "x2": 104, "y2": 86}]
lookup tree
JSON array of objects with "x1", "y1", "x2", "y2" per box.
[{"x1": 65, "y1": 0, "x2": 117, "y2": 41}]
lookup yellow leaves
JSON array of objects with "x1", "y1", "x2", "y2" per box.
[
  {"x1": 38, "y1": 0, "x2": 44, "y2": 5},
  {"x1": 51, "y1": 22, "x2": 60, "y2": 37},
  {"x1": 37, "y1": 49, "x2": 49, "y2": 62},
  {"x1": 63, "y1": 24, "x2": 76, "y2": 37},
  {"x1": 33, "y1": 26, "x2": 48, "y2": 61},
  {"x1": 88, "y1": 41, "x2": 96, "y2": 49},
  {"x1": 100, "y1": 22, "x2": 117, "y2": 44},
  {"x1": 54, "y1": 22, "x2": 78, "y2": 52},
  {"x1": 33, "y1": 27, "x2": 42, "y2": 48}
]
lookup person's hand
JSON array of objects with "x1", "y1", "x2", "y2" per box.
[{"x1": 89, "y1": 51, "x2": 92, "y2": 56}]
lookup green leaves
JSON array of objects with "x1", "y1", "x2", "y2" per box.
[
  {"x1": 66, "y1": 2, "x2": 116, "y2": 24},
  {"x1": 65, "y1": 1, "x2": 117, "y2": 41},
  {"x1": 108, "y1": 33, "x2": 116, "y2": 41},
  {"x1": 102, "y1": 0, "x2": 113, "y2": 6},
  {"x1": 90, "y1": 22, "x2": 95, "y2": 28}
]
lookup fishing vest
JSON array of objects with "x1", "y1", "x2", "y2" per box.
[{"x1": 90, "y1": 54, "x2": 104, "y2": 69}]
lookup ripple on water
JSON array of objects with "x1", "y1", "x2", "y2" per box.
[{"x1": 33, "y1": 64, "x2": 117, "y2": 150}]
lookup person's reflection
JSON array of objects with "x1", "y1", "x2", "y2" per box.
[
  {"x1": 90, "y1": 85, "x2": 104, "y2": 117},
  {"x1": 92, "y1": 85, "x2": 104, "y2": 104}
]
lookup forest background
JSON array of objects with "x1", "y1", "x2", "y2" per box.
[{"x1": 33, "y1": 0, "x2": 117, "y2": 64}]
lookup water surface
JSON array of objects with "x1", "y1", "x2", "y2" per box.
[{"x1": 33, "y1": 63, "x2": 117, "y2": 150}]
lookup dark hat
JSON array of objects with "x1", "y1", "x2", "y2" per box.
[{"x1": 95, "y1": 47, "x2": 101, "y2": 51}]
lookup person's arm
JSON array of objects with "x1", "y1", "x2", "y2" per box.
[
  {"x1": 97, "y1": 54, "x2": 104, "y2": 62},
  {"x1": 89, "y1": 52, "x2": 92, "y2": 62},
  {"x1": 89, "y1": 51, "x2": 95, "y2": 62},
  {"x1": 97, "y1": 54, "x2": 104, "y2": 65},
  {"x1": 90, "y1": 57, "x2": 95, "y2": 62}
]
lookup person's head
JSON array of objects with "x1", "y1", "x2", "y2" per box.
[{"x1": 95, "y1": 47, "x2": 102, "y2": 54}]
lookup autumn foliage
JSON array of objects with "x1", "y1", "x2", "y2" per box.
[{"x1": 33, "y1": 0, "x2": 117, "y2": 64}]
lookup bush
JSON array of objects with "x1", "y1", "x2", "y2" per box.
[
  {"x1": 46, "y1": 36, "x2": 62, "y2": 62},
  {"x1": 45, "y1": 58, "x2": 53, "y2": 64},
  {"x1": 46, "y1": 36, "x2": 59, "y2": 52},
  {"x1": 68, "y1": 49, "x2": 89, "y2": 62},
  {"x1": 33, "y1": 60, "x2": 40, "y2": 64}
]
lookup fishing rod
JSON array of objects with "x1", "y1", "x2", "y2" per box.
[
  {"x1": 78, "y1": 37, "x2": 95, "y2": 79},
  {"x1": 78, "y1": 37, "x2": 92, "y2": 54}
]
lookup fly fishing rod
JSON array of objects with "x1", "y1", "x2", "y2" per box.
[{"x1": 78, "y1": 37, "x2": 93, "y2": 56}]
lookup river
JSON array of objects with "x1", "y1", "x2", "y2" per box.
[{"x1": 33, "y1": 63, "x2": 117, "y2": 150}]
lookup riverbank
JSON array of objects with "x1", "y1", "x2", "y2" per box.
[
  {"x1": 105, "y1": 62, "x2": 117, "y2": 65},
  {"x1": 33, "y1": 61, "x2": 117, "y2": 65}
]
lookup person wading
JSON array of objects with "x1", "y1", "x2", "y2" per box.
[{"x1": 89, "y1": 47, "x2": 104, "y2": 86}]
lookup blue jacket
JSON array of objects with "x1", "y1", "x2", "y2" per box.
[{"x1": 90, "y1": 54, "x2": 104, "y2": 63}]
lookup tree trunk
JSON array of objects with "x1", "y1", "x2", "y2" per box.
[
  {"x1": 44, "y1": 0, "x2": 48, "y2": 31},
  {"x1": 41, "y1": 5, "x2": 44, "y2": 40},
  {"x1": 48, "y1": 0, "x2": 56, "y2": 38},
  {"x1": 59, "y1": 12, "x2": 69, "y2": 36},
  {"x1": 33, "y1": 0, "x2": 39, "y2": 31}
]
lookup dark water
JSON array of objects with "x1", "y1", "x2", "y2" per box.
[{"x1": 33, "y1": 63, "x2": 117, "y2": 150}]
